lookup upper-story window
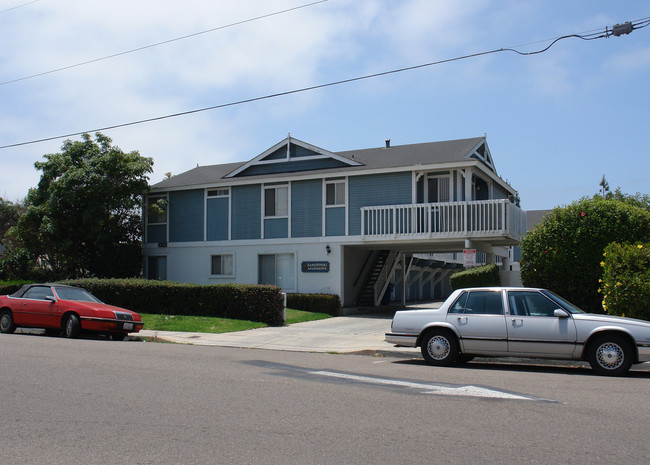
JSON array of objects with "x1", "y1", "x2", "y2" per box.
[
  {"x1": 147, "y1": 194, "x2": 168, "y2": 224},
  {"x1": 264, "y1": 185, "x2": 288, "y2": 217},
  {"x1": 325, "y1": 180, "x2": 346, "y2": 206},
  {"x1": 427, "y1": 175, "x2": 450, "y2": 203},
  {"x1": 207, "y1": 188, "x2": 230, "y2": 198}
]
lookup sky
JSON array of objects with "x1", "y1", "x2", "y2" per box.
[{"x1": 1, "y1": 0, "x2": 649, "y2": 211}]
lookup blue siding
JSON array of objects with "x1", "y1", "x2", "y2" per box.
[
  {"x1": 326, "y1": 208, "x2": 345, "y2": 236},
  {"x1": 291, "y1": 179, "x2": 322, "y2": 238},
  {"x1": 231, "y1": 184, "x2": 261, "y2": 240},
  {"x1": 348, "y1": 172, "x2": 412, "y2": 235},
  {"x1": 169, "y1": 190, "x2": 204, "y2": 242},
  {"x1": 264, "y1": 218, "x2": 288, "y2": 238},
  {"x1": 207, "y1": 197, "x2": 229, "y2": 241},
  {"x1": 147, "y1": 224, "x2": 167, "y2": 244}
]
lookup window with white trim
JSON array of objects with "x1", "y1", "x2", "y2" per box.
[
  {"x1": 207, "y1": 188, "x2": 230, "y2": 198},
  {"x1": 325, "y1": 180, "x2": 345, "y2": 206},
  {"x1": 211, "y1": 254, "x2": 234, "y2": 277},
  {"x1": 147, "y1": 194, "x2": 168, "y2": 224},
  {"x1": 264, "y1": 185, "x2": 288, "y2": 217}
]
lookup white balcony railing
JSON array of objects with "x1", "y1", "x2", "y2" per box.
[{"x1": 361, "y1": 199, "x2": 526, "y2": 242}]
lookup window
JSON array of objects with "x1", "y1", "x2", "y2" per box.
[
  {"x1": 147, "y1": 195, "x2": 168, "y2": 224},
  {"x1": 258, "y1": 253, "x2": 295, "y2": 290},
  {"x1": 427, "y1": 176, "x2": 450, "y2": 203},
  {"x1": 211, "y1": 254, "x2": 234, "y2": 276},
  {"x1": 449, "y1": 290, "x2": 503, "y2": 315},
  {"x1": 207, "y1": 188, "x2": 229, "y2": 198},
  {"x1": 23, "y1": 286, "x2": 54, "y2": 300},
  {"x1": 264, "y1": 185, "x2": 288, "y2": 217},
  {"x1": 326, "y1": 181, "x2": 345, "y2": 206},
  {"x1": 508, "y1": 291, "x2": 559, "y2": 317}
]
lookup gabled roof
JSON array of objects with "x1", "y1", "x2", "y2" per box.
[
  {"x1": 225, "y1": 135, "x2": 362, "y2": 178},
  {"x1": 151, "y1": 136, "x2": 494, "y2": 191}
]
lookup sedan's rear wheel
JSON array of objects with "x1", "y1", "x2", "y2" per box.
[
  {"x1": 587, "y1": 335, "x2": 633, "y2": 376},
  {"x1": 0, "y1": 310, "x2": 16, "y2": 334},
  {"x1": 64, "y1": 314, "x2": 81, "y2": 339},
  {"x1": 420, "y1": 330, "x2": 459, "y2": 366}
]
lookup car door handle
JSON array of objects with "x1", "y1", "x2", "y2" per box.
[
  {"x1": 457, "y1": 317, "x2": 468, "y2": 324},
  {"x1": 511, "y1": 319, "x2": 523, "y2": 327}
]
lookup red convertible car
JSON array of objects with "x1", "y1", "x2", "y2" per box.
[{"x1": 0, "y1": 283, "x2": 143, "y2": 340}]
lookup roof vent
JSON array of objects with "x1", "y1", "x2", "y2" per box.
[{"x1": 385, "y1": 139, "x2": 391, "y2": 148}]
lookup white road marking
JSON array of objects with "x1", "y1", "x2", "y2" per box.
[{"x1": 309, "y1": 370, "x2": 548, "y2": 401}]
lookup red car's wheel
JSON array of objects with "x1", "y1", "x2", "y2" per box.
[
  {"x1": 64, "y1": 314, "x2": 81, "y2": 338},
  {"x1": 0, "y1": 310, "x2": 16, "y2": 334}
]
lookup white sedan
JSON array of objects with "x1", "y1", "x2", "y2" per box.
[{"x1": 386, "y1": 287, "x2": 650, "y2": 376}]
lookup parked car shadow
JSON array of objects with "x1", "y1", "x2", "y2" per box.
[{"x1": 394, "y1": 357, "x2": 650, "y2": 378}]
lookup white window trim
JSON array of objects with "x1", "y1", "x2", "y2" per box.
[
  {"x1": 205, "y1": 187, "x2": 231, "y2": 242},
  {"x1": 209, "y1": 253, "x2": 235, "y2": 278},
  {"x1": 263, "y1": 184, "x2": 290, "y2": 219},
  {"x1": 322, "y1": 178, "x2": 348, "y2": 236},
  {"x1": 146, "y1": 194, "x2": 168, "y2": 226}
]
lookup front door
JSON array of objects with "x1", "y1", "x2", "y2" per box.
[{"x1": 506, "y1": 290, "x2": 577, "y2": 357}]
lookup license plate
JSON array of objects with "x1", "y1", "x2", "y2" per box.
[{"x1": 123, "y1": 323, "x2": 134, "y2": 331}]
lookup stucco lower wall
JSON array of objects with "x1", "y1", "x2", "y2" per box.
[{"x1": 143, "y1": 240, "x2": 344, "y2": 296}]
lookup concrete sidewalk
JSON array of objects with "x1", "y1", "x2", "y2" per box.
[{"x1": 134, "y1": 312, "x2": 421, "y2": 358}]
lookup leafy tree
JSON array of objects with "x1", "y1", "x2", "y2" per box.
[
  {"x1": 520, "y1": 197, "x2": 650, "y2": 312},
  {"x1": 11, "y1": 133, "x2": 153, "y2": 278},
  {"x1": 0, "y1": 197, "x2": 25, "y2": 242}
]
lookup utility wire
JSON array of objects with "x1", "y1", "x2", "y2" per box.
[
  {"x1": 0, "y1": 0, "x2": 328, "y2": 86},
  {"x1": 0, "y1": 0, "x2": 38, "y2": 15},
  {"x1": 1, "y1": 18, "x2": 648, "y2": 150}
]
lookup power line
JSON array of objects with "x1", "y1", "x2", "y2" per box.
[
  {"x1": 0, "y1": 0, "x2": 38, "y2": 15},
  {"x1": 2, "y1": 17, "x2": 648, "y2": 150},
  {"x1": 0, "y1": 0, "x2": 328, "y2": 86}
]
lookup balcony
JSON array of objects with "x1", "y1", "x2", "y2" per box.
[{"x1": 361, "y1": 199, "x2": 526, "y2": 244}]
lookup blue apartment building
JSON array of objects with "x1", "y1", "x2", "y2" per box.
[{"x1": 143, "y1": 135, "x2": 526, "y2": 306}]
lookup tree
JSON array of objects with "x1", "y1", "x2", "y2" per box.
[
  {"x1": 599, "y1": 175, "x2": 610, "y2": 198},
  {"x1": 12, "y1": 133, "x2": 153, "y2": 278},
  {"x1": 0, "y1": 198, "x2": 25, "y2": 242},
  {"x1": 520, "y1": 197, "x2": 650, "y2": 313}
]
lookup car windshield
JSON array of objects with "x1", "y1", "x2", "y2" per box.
[
  {"x1": 541, "y1": 290, "x2": 586, "y2": 314},
  {"x1": 54, "y1": 287, "x2": 102, "y2": 303}
]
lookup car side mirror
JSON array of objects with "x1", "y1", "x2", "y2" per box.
[
  {"x1": 554, "y1": 309, "x2": 570, "y2": 318},
  {"x1": 45, "y1": 296, "x2": 56, "y2": 302}
]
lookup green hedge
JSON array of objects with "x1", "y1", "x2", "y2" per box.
[
  {"x1": 600, "y1": 243, "x2": 650, "y2": 320},
  {"x1": 0, "y1": 280, "x2": 33, "y2": 296},
  {"x1": 450, "y1": 264, "x2": 501, "y2": 290},
  {"x1": 286, "y1": 293, "x2": 341, "y2": 316},
  {"x1": 2, "y1": 278, "x2": 285, "y2": 326}
]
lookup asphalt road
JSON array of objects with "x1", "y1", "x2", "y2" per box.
[{"x1": 2, "y1": 333, "x2": 649, "y2": 464}]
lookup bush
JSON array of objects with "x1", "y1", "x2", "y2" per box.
[
  {"x1": 60, "y1": 279, "x2": 285, "y2": 326},
  {"x1": 450, "y1": 264, "x2": 501, "y2": 290},
  {"x1": 286, "y1": 293, "x2": 341, "y2": 316},
  {"x1": 600, "y1": 243, "x2": 650, "y2": 320},
  {"x1": 0, "y1": 280, "x2": 34, "y2": 295},
  {"x1": 520, "y1": 198, "x2": 650, "y2": 312}
]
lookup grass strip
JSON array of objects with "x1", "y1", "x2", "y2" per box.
[{"x1": 140, "y1": 308, "x2": 331, "y2": 333}]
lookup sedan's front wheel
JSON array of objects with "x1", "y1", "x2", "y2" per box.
[
  {"x1": 420, "y1": 330, "x2": 459, "y2": 366},
  {"x1": 0, "y1": 310, "x2": 16, "y2": 334},
  {"x1": 587, "y1": 335, "x2": 633, "y2": 376}
]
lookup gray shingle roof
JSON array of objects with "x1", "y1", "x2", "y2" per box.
[{"x1": 151, "y1": 136, "x2": 485, "y2": 191}]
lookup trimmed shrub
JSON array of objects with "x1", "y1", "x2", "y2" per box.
[
  {"x1": 287, "y1": 293, "x2": 341, "y2": 316},
  {"x1": 450, "y1": 264, "x2": 501, "y2": 290},
  {"x1": 520, "y1": 198, "x2": 650, "y2": 313},
  {"x1": 0, "y1": 280, "x2": 33, "y2": 295},
  {"x1": 600, "y1": 243, "x2": 650, "y2": 320},
  {"x1": 61, "y1": 279, "x2": 285, "y2": 326}
]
